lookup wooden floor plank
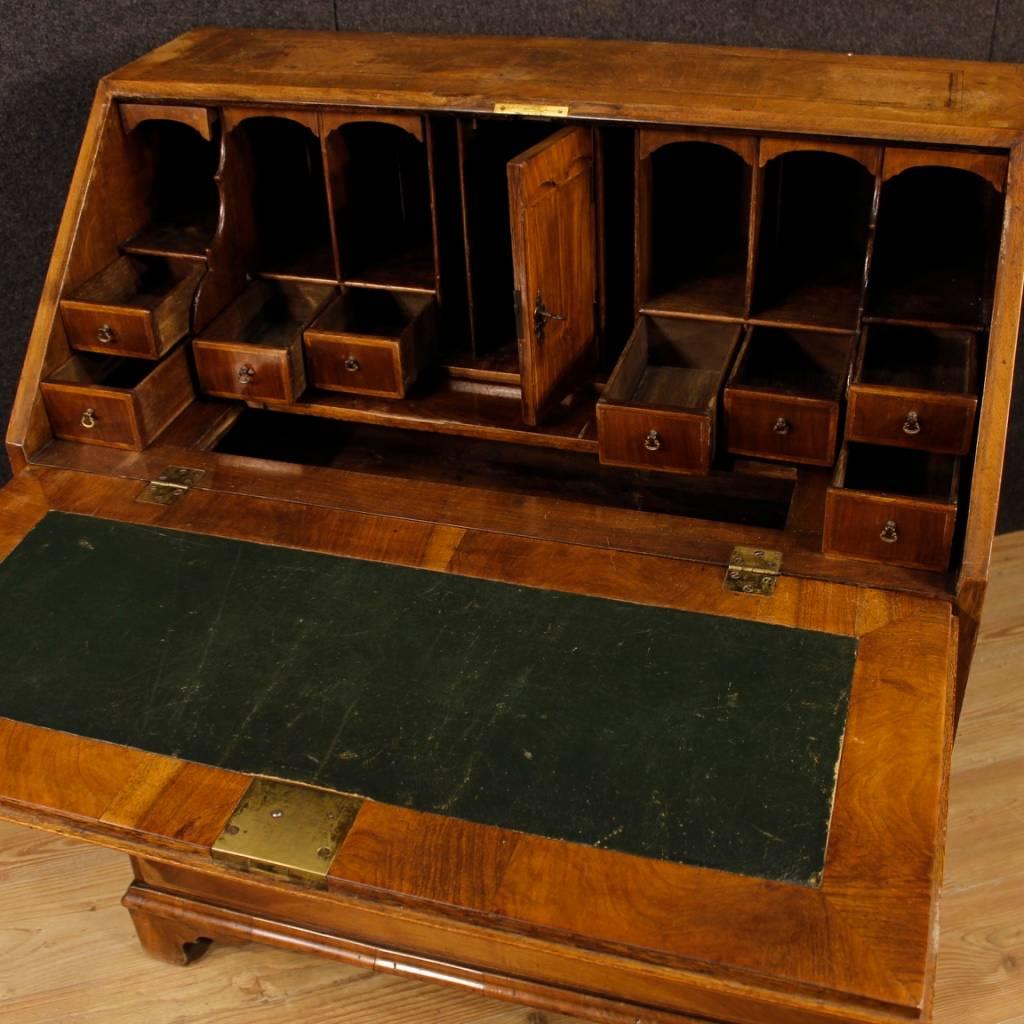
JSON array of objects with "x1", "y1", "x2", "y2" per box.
[{"x1": 1, "y1": 532, "x2": 1022, "y2": 1023}]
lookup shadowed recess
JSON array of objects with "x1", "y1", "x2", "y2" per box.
[{"x1": 0, "y1": 512, "x2": 857, "y2": 884}]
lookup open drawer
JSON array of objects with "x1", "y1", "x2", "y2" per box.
[
  {"x1": 847, "y1": 324, "x2": 979, "y2": 454},
  {"x1": 39, "y1": 346, "x2": 194, "y2": 450},
  {"x1": 193, "y1": 279, "x2": 335, "y2": 403},
  {"x1": 59, "y1": 254, "x2": 205, "y2": 359},
  {"x1": 724, "y1": 325, "x2": 855, "y2": 466},
  {"x1": 303, "y1": 288, "x2": 435, "y2": 399},
  {"x1": 597, "y1": 317, "x2": 741, "y2": 474},
  {"x1": 823, "y1": 443, "x2": 960, "y2": 572}
]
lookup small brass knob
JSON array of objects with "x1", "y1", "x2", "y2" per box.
[
  {"x1": 880, "y1": 520, "x2": 899, "y2": 544},
  {"x1": 902, "y1": 410, "x2": 921, "y2": 436},
  {"x1": 344, "y1": 356, "x2": 361, "y2": 373},
  {"x1": 96, "y1": 324, "x2": 115, "y2": 345},
  {"x1": 237, "y1": 364, "x2": 256, "y2": 384},
  {"x1": 772, "y1": 417, "x2": 791, "y2": 436},
  {"x1": 81, "y1": 408, "x2": 97, "y2": 429},
  {"x1": 643, "y1": 429, "x2": 661, "y2": 452}
]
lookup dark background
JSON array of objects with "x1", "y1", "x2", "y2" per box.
[{"x1": 3, "y1": 1, "x2": 1023, "y2": 531}]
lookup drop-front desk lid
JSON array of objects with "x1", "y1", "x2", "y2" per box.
[{"x1": 0, "y1": 465, "x2": 954, "y2": 1024}]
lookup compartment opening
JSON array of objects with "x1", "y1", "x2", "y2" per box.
[
  {"x1": 868, "y1": 166, "x2": 1004, "y2": 327},
  {"x1": 734, "y1": 327, "x2": 852, "y2": 399},
  {"x1": 123, "y1": 119, "x2": 220, "y2": 259},
  {"x1": 232, "y1": 117, "x2": 334, "y2": 282},
  {"x1": 842, "y1": 442, "x2": 957, "y2": 501},
  {"x1": 752, "y1": 151, "x2": 874, "y2": 330},
  {"x1": 214, "y1": 409, "x2": 795, "y2": 528},
  {"x1": 458, "y1": 118, "x2": 560, "y2": 358},
  {"x1": 859, "y1": 324, "x2": 975, "y2": 393},
  {"x1": 642, "y1": 141, "x2": 751, "y2": 318},
  {"x1": 326, "y1": 122, "x2": 434, "y2": 292}
]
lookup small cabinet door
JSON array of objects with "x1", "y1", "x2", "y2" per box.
[{"x1": 508, "y1": 126, "x2": 596, "y2": 425}]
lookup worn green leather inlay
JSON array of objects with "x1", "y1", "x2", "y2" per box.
[{"x1": 0, "y1": 512, "x2": 856, "y2": 884}]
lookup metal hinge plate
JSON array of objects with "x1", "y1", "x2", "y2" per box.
[
  {"x1": 724, "y1": 546, "x2": 783, "y2": 597},
  {"x1": 135, "y1": 466, "x2": 205, "y2": 506},
  {"x1": 212, "y1": 777, "x2": 364, "y2": 889}
]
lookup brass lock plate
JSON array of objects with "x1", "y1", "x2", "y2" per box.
[
  {"x1": 724, "y1": 546, "x2": 783, "y2": 597},
  {"x1": 135, "y1": 466, "x2": 205, "y2": 506},
  {"x1": 212, "y1": 777, "x2": 363, "y2": 888}
]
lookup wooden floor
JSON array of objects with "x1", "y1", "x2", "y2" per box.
[{"x1": 1, "y1": 535, "x2": 1022, "y2": 1023}]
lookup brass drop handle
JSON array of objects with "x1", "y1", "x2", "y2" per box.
[
  {"x1": 96, "y1": 324, "x2": 115, "y2": 345},
  {"x1": 880, "y1": 520, "x2": 899, "y2": 544},
  {"x1": 237, "y1": 364, "x2": 256, "y2": 385},
  {"x1": 344, "y1": 356, "x2": 361, "y2": 373},
  {"x1": 772, "y1": 417, "x2": 791, "y2": 436},
  {"x1": 643, "y1": 429, "x2": 662, "y2": 452},
  {"x1": 902, "y1": 410, "x2": 921, "y2": 436},
  {"x1": 80, "y1": 408, "x2": 97, "y2": 429}
]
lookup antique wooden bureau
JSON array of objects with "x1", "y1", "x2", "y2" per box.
[{"x1": 1, "y1": 27, "x2": 1021, "y2": 1024}]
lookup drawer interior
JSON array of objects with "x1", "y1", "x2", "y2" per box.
[
  {"x1": 199, "y1": 279, "x2": 336, "y2": 349},
  {"x1": 46, "y1": 352, "x2": 154, "y2": 391},
  {"x1": 65, "y1": 253, "x2": 201, "y2": 313},
  {"x1": 839, "y1": 442, "x2": 959, "y2": 502},
  {"x1": 856, "y1": 323, "x2": 977, "y2": 394},
  {"x1": 730, "y1": 326, "x2": 853, "y2": 399},
  {"x1": 309, "y1": 288, "x2": 432, "y2": 341}
]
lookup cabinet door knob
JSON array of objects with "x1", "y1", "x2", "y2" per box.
[
  {"x1": 81, "y1": 408, "x2": 97, "y2": 429},
  {"x1": 902, "y1": 410, "x2": 921, "y2": 435},
  {"x1": 772, "y1": 417, "x2": 791, "y2": 436},
  {"x1": 237, "y1": 364, "x2": 256, "y2": 384},
  {"x1": 96, "y1": 324, "x2": 115, "y2": 345},
  {"x1": 344, "y1": 356, "x2": 361, "y2": 373},
  {"x1": 880, "y1": 520, "x2": 899, "y2": 544},
  {"x1": 643, "y1": 429, "x2": 662, "y2": 452}
]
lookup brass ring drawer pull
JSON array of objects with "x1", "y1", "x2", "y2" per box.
[
  {"x1": 81, "y1": 408, "x2": 97, "y2": 429},
  {"x1": 344, "y1": 356, "x2": 361, "y2": 372},
  {"x1": 880, "y1": 520, "x2": 899, "y2": 544},
  {"x1": 96, "y1": 324, "x2": 115, "y2": 345},
  {"x1": 772, "y1": 417, "x2": 790, "y2": 436},
  {"x1": 643, "y1": 429, "x2": 661, "y2": 452},
  {"x1": 902, "y1": 410, "x2": 921, "y2": 435},
  {"x1": 237, "y1": 364, "x2": 256, "y2": 384}
]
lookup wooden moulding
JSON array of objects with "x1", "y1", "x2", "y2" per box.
[{"x1": 596, "y1": 317, "x2": 742, "y2": 475}]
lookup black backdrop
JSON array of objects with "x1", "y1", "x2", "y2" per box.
[{"x1": 3, "y1": 0, "x2": 1023, "y2": 531}]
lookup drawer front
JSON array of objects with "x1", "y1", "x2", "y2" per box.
[
  {"x1": 847, "y1": 387, "x2": 976, "y2": 454},
  {"x1": 725, "y1": 391, "x2": 838, "y2": 466},
  {"x1": 597, "y1": 404, "x2": 711, "y2": 475},
  {"x1": 823, "y1": 490, "x2": 955, "y2": 572},
  {"x1": 194, "y1": 342, "x2": 296, "y2": 403},
  {"x1": 305, "y1": 335, "x2": 403, "y2": 398},
  {"x1": 60, "y1": 303, "x2": 156, "y2": 359},
  {"x1": 41, "y1": 384, "x2": 140, "y2": 449}
]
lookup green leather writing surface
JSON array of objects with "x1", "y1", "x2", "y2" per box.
[{"x1": 0, "y1": 512, "x2": 857, "y2": 884}]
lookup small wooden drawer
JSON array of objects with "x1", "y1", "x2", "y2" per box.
[
  {"x1": 823, "y1": 443, "x2": 959, "y2": 572},
  {"x1": 303, "y1": 289, "x2": 435, "y2": 399},
  {"x1": 40, "y1": 345, "x2": 194, "y2": 450},
  {"x1": 193, "y1": 279, "x2": 335, "y2": 403},
  {"x1": 597, "y1": 318, "x2": 741, "y2": 475},
  {"x1": 846, "y1": 324, "x2": 978, "y2": 454},
  {"x1": 724, "y1": 326, "x2": 854, "y2": 466},
  {"x1": 60, "y1": 254, "x2": 204, "y2": 359}
]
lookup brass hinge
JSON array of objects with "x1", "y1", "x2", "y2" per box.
[
  {"x1": 134, "y1": 466, "x2": 205, "y2": 506},
  {"x1": 212, "y1": 777, "x2": 364, "y2": 889},
  {"x1": 724, "y1": 546, "x2": 783, "y2": 597}
]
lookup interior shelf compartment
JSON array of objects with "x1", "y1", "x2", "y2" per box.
[
  {"x1": 117, "y1": 103, "x2": 220, "y2": 261},
  {"x1": 322, "y1": 114, "x2": 436, "y2": 294},
  {"x1": 823, "y1": 442, "x2": 959, "y2": 572},
  {"x1": 866, "y1": 148, "x2": 1007, "y2": 328},
  {"x1": 750, "y1": 139, "x2": 879, "y2": 332},
  {"x1": 59, "y1": 253, "x2": 205, "y2": 360},
  {"x1": 847, "y1": 323, "x2": 979, "y2": 454},
  {"x1": 303, "y1": 288, "x2": 436, "y2": 399},
  {"x1": 723, "y1": 324, "x2": 855, "y2": 466},
  {"x1": 224, "y1": 109, "x2": 335, "y2": 283},
  {"x1": 596, "y1": 316, "x2": 742, "y2": 475},
  {"x1": 193, "y1": 278, "x2": 335, "y2": 403},
  {"x1": 40, "y1": 345, "x2": 194, "y2": 451},
  {"x1": 636, "y1": 129, "x2": 756, "y2": 321}
]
